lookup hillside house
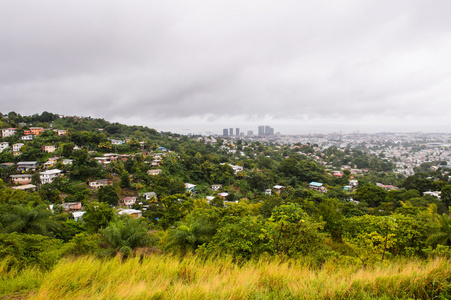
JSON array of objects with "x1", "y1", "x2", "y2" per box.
[
  {"x1": 17, "y1": 161, "x2": 38, "y2": 172},
  {"x1": 62, "y1": 159, "x2": 73, "y2": 165},
  {"x1": 309, "y1": 182, "x2": 327, "y2": 193},
  {"x1": 147, "y1": 169, "x2": 162, "y2": 176},
  {"x1": 21, "y1": 135, "x2": 33, "y2": 141},
  {"x1": 118, "y1": 209, "x2": 142, "y2": 218},
  {"x1": 53, "y1": 129, "x2": 67, "y2": 136},
  {"x1": 349, "y1": 180, "x2": 359, "y2": 188},
  {"x1": 110, "y1": 139, "x2": 124, "y2": 145},
  {"x1": 43, "y1": 157, "x2": 59, "y2": 169},
  {"x1": 121, "y1": 197, "x2": 137, "y2": 208},
  {"x1": 39, "y1": 169, "x2": 62, "y2": 184},
  {"x1": 273, "y1": 185, "x2": 285, "y2": 194},
  {"x1": 12, "y1": 184, "x2": 36, "y2": 191},
  {"x1": 42, "y1": 145, "x2": 57, "y2": 153},
  {"x1": 10, "y1": 174, "x2": 33, "y2": 185},
  {"x1": 2, "y1": 128, "x2": 17, "y2": 138},
  {"x1": 211, "y1": 184, "x2": 222, "y2": 191},
  {"x1": 185, "y1": 183, "x2": 196, "y2": 193},
  {"x1": 72, "y1": 211, "x2": 85, "y2": 222},
  {"x1": 62, "y1": 202, "x2": 82, "y2": 212},
  {"x1": 12, "y1": 143, "x2": 24, "y2": 155},
  {"x1": 151, "y1": 159, "x2": 161, "y2": 166},
  {"x1": 104, "y1": 153, "x2": 119, "y2": 161},
  {"x1": 88, "y1": 179, "x2": 112, "y2": 189},
  {"x1": 143, "y1": 192, "x2": 157, "y2": 201},
  {"x1": 0, "y1": 142, "x2": 9, "y2": 152},
  {"x1": 26, "y1": 127, "x2": 44, "y2": 136},
  {"x1": 218, "y1": 192, "x2": 229, "y2": 199}
]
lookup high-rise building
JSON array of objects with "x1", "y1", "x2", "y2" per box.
[
  {"x1": 247, "y1": 130, "x2": 253, "y2": 136},
  {"x1": 236, "y1": 128, "x2": 240, "y2": 136},
  {"x1": 223, "y1": 128, "x2": 228, "y2": 136},
  {"x1": 258, "y1": 126, "x2": 265, "y2": 136},
  {"x1": 265, "y1": 125, "x2": 271, "y2": 136},
  {"x1": 229, "y1": 128, "x2": 233, "y2": 136}
]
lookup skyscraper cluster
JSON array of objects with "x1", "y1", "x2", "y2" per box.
[
  {"x1": 222, "y1": 127, "x2": 241, "y2": 137},
  {"x1": 222, "y1": 126, "x2": 274, "y2": 137},
  {"x1": 258, "y1": 125, "x2": 274, "y2": 136}
]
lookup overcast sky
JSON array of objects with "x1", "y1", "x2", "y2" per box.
[{"x1": 1, "y1": 1, "x2": 451, "y2": 135}]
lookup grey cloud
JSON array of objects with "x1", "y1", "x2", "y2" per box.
[{"x1": 1, "y1": 0, "x2": 451, "y2": 133}]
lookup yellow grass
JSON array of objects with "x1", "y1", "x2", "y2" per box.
[{"x1": 2, "y1": 254, "x2": 450, "y2": 299}]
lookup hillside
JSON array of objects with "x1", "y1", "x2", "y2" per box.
[{"x1": 0, "y1": 111, "x2": 450, "y2": 299}]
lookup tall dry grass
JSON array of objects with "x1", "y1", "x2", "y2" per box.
[{"x1": 26, "y1": 254, "x2": 451, "y2": 299}]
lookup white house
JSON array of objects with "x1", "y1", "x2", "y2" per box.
[
  {"x1": 0, "y1": 142, "x2": 9, "y2": 152},
  {"x1": 39, "y1": 169, "x2": 62, "y2": 184},
  {"x1": 273, "y1": 185, "x2": 285, "y2": 194},
  {"x1": 118, "y1": 209, "x2": 142, "y2": 218},
  {"x1": 185, "y1": 183, "x2": 196, "y2": 193},
  {"x1": 211, "y1": 184, "x2": 222, "y2": 191},
  {"x1": 88, "y1": 179, "x2": 111, "y2": 189},
  {"x1": 17, "y1": 161, "x2": 38, "y2": 172},
  {"x1": 121, "y1": 197, "x2": 137, "y2": 208},
  {"x1": 2, "y1": 128, "x2": 17, "y2": 138},
  {"x1": 12, "y1": 143, "x2": 24, "y2": 152},
  {"x1": 147, "y1": 169, "x2": 162, "y2": 176},
  {"x1": 21, "y1": 135, "x2": 33, "y2": 141},
  {"x1": 143, "y1": 192, "x2": 157, "y2": 201}
]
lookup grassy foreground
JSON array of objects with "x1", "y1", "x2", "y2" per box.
[{"x1": 2, "y1": 255, "x2": 451, "y2": 299}]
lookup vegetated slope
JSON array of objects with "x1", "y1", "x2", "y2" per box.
[{"x1": 27, "y1": 255, "x2": 451, "y2": 299}]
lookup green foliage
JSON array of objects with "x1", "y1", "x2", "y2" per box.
[
  {"x1": 97, "y1": 185, "x2": 119, "y2": 206},
  {"x1": 200, "y1": 215, "x2": 273, "y2": 260},
  {"x1": 100, "y1": 216, "x2": 152, "y2": 257},
  {"x1": 0, "y1": 233, "x2": 63, "y2": 270},
  {"x1": 167, "y1": 210, "x2": 218, "y2": 254},
  {"x1": 427, "y1": 213, "x2": 451, "y2": 247},
  {"x1": 120, "y1": 171, "x2": 131, "y2": 188},
  {"x1": 61, "y1": 233, "x2": 101, "y2": 257},
  {"x1": 354, "y1": 184, "x2": 387, "y2": 207},
  {"x1": 83, "y1": 202, "x2": 116, "y2": 233},
  {"x1": 0, "y1": 204, "x2": 55, "y2": 236}
]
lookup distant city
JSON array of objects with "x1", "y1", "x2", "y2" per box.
[{"x1": 222, "y1": 125, "x2": 275, "y2": 137}]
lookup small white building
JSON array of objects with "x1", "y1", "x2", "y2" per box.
[
  {"x1": 2, "y1": 128, "x2": 17, "y2": 138},
  {"x1": 147, "y1": 169, "x2": 162, "y2": 176},
  {"x1": 21, "y1": 135, "x2": 33, "y2": 141},
  {"x1": 211, "y1": 184, "x2": 222, "y2": 191},
  {"x1": 118, "y1": 209, "x2": 142, "y2": 218},
  {"x1": 143, "y1": 192, "x2": 157, "y2": 201},
  {"x1": 39, "y1": 169, "x2": 62, "y2": 184},
  {"x1": 121, "y1": 197, "x2": 137, "y2": 208},
  {"x1": 0, "y1": 142, "x2": 9, "y2": 152},
  {"x1": 12, "y1": 143, "x2": 24, "y2": 152}
]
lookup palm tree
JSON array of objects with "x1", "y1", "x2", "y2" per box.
[
  {"x1": 1, "y1": 204, "x2": 54, "y2": 236},
  {"x1": 100, "y1": 216, "x2": 151, "y2": 257},
  {"x1": 167, "y1": 214, "x2": 217, "y2": 254},
  {"x1": 427, "y1": 214, "x2": 451, "y2": 246}
]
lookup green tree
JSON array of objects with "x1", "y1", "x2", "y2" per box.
[
  {"x1": 83, "y1": 202, "x2": 116, "y2": 233},
  {"x1": 120, "y1": 171, "x2": 131, "y2": 188},
  {"x1": 97, "y1": 185, "x2": 119, "y2": 206},
  {"x1": 354, "y1": 184, "x2": 387, "y2": 207},
  {"x1": 427, "y1": 214, "x2": 451, "y2": 247},
  {"x1": 167, "y1": 211, "x2": 217, "y2": 254},
  {"x1": 0, "y1": 204, "x2": 55, "y2": 236},
  {"x1": 100, "y1": 216, "x2": 151, "y2": 257}
]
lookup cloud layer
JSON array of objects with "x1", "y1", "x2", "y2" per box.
[{"x1": 2, "y1": 0, "x2": 451, "y2": 134}]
